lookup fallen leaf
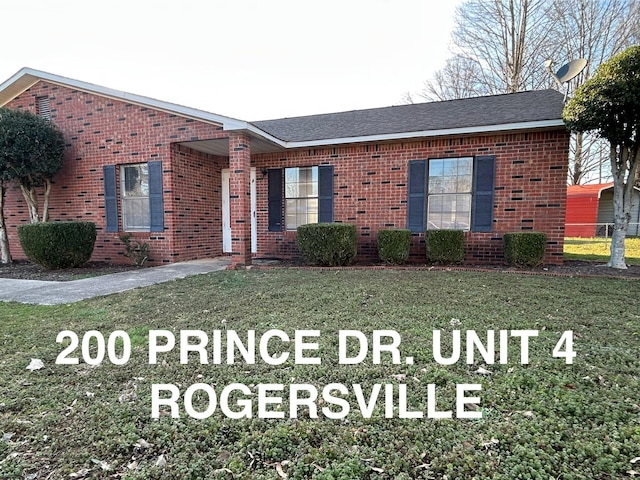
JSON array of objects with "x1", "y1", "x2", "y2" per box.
[
  {"x1": 156, "y1": 454, "x2": 167, "y2": 468},
  {"x1": 481, "y1": 438, "x2": 500, "y2": 448},
  {"x1": 91, "y1": 458, "x2": 111, "y2": 470},
  {"x1": 371, "y1": 466, "x2": 384, "y2": 473},
  {"x1": 390, "y1": 373, "x2": 406, "y2": 381},
  {"x1": 26, "y1": 358, "x2": 44, "y2": 371},
  {"x1": 69, "y1": 468, "x2": 91, "y2": 478},
  {"x1": 475, "y1": 367, "x2": 492, "y2": 375},
  {"x1": 275, "y1": 462, "x2": 288, "y2": 478},
  {"x1": 134, "y1": 438, "x2": 152, "y2": 449},
  {"x1": 212, "y1": 468, "x2": 234, "y2": 477}
]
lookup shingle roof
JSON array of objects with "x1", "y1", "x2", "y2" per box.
[{"x1": 251, "y1": 89, "x2": 566, "y2": 143}]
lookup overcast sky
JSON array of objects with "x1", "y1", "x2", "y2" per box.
[{"x1": 1, "y1": 0, "x2": 461, "y2": 121}]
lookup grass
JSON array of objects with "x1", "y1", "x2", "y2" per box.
[
  {"x1": 1, "y1": 269, "x2": 639, "y2": 479},
  {"x1": 564, "y1": 236, "x2": 640, "y2": 265}
]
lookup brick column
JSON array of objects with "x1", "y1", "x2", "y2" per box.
[{"x1": 229, "y1": 132, "x2": 252, "y2": 268}]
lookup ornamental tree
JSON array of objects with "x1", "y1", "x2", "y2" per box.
[
  {"x1": 0, "y1": 108, "x2": 65, "y2": 224},
  {"x1": 563, "y1": 46, "x2": 640, "y2": 269}
]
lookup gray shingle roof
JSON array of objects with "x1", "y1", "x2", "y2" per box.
[{"x1": 251, "y1": 89, "x2": 565, "y2": 143}]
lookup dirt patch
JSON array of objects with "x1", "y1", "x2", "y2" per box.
[
  {"x1": 257, "y1": 258, "x2": 640, "y2": 279},
  {"x1": 0, "y1": 260, "x2": 143, "y2": 281},
  {"x1": 0, "y1": 259, "x2": 639, "y2": 281}
]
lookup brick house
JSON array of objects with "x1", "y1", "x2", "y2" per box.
[{"x1": 0, "y1": 68, "x2": 570, "y2": 267}]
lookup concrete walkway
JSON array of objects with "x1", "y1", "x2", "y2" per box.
[{"x1": 0, "y1": 257, "x2": 231, "y2": 305}]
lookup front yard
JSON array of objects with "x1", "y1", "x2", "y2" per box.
[
  {"x1": 564, "y1": 236, "x2": 640, "y2": 265},
  {"x1": 1, "y1": 269, "x2": 639, "y2": 479}
]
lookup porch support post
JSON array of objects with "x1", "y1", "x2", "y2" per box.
[{"x1": 228, "y1": 132, "x2": 252, "y2": 268}]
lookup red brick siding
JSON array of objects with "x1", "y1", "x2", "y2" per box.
[
  {"x1": 3, "y1": 81, "x2": 570, "y2": 266},
  {"x1": 4, "y1": 81, "x2": 226, "y2": 264},
  {"x1": 252, "y1": 130, "x2": 570, "y2": 265}
]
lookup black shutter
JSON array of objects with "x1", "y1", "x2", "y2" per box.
[
  {"x1": 471, "y1": 155, "x2": 496, "y2": 232},
  {"x1": 407, "y1": 160, "x2": 427, "y2": 232},
  {"x1": 103, "y1": 165, "x2": 118, "y2": 232},
  {"x1": 148, "y1": 161, "x2": 164, "y2": 232},
  {"x1": 268, "y1": 169, "x2": 283, "y2": 231},
  {"x1": 318, "y1": 165, "x2": 334, "y2": 223}
]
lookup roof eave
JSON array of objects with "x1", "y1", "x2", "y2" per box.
[
  {"x1": 0, "y1": 67, "x2": 248, "y2": 131},
  {"x1": 275, "y1": 119, "x2": 566, "y2": 149}
]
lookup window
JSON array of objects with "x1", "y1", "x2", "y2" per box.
[
  {"x1": 36, "y1": 96, "x2": 51, "y2": 120},
  {"x1": 121, "y1": 164, "x2": 150, "y2": 231},
  {"x1": 407, "y1": 155, "x2": 495, "y2": 233},
  {"x1": 267, "y1": 165, "x2": 334, "y2": 231},
  {"x1": 285, "y1": 166, "x2": 319, "y2": 230},
  {"x1": 103, "y1": 161, "x2": 164, "y2": 233},
  {"x1": 427, "y1": 157, "x2": 472, "y2": 230}
]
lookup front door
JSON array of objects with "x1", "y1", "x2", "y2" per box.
[{"x1": 222, "y1": 168, "x2": 256, "y2": 253}]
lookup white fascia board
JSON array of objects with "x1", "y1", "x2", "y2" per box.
[
  {"x1": 279, "y1": 119, "x2": 566, "y2": 149},
  {"x1": 1, "y1": 67, "x2": 248, "y2": 130},
  {"x1": 241, "y1": 123, "x2": 287, "y2": 148}
]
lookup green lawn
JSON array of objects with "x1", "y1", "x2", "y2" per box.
[
  {"x1": 564, "y1": 236, "x2": 640, "y2": 265},
  {"x1": 1, "y1": 269, "x2": 639, "y2": 479}
]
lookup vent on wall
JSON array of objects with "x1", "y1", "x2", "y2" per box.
[{"x1": 36, "y1": 96, "x2": 51, "y2": 120}]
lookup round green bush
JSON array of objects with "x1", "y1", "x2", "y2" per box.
[
  {"x1": 425, "y1": 229, "x2": 465, "y2": 264},
  {"x1": 378, "y1": 229, "x2": 411, "y2": 264},
  {"x1": 296, "y1": 223, "x2": 357, "y2": 266},
  {"x1": 18, "y1": 221, "x2": 97, "y2": 269}
]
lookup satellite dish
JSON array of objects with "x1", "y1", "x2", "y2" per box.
[
  {"x1": 556, "y1": 58, "x2": 588, "y2": 83},
  {"x1": 544, "y1": 58, "x2": 588, "y2": 101}
]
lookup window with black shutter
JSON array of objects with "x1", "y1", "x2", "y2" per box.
[{"x1": 406, "y1": 155, "x2": 495, "y2": 233}]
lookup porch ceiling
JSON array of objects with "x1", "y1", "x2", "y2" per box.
[{"x1": 179, "y1": 133, "x2": 285, "y2": 156}]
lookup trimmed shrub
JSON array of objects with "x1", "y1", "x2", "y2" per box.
[
  {"x1": 425, "y1": 229, "x2": 465, "y2": 264},
  {"x1": 18, "y1": 221, "x2": 97, "y2": 269},
  {"x1": 297, "y1": 223, "x2": 357, "y2": 266},
  {"x1": 378, "y1": 229, "x2": 411, "y2": 264},
  {"x1": 503, "y1": 232, "x2": 547, "y2": 267}
]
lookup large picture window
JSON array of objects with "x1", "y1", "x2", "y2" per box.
[
  {"x1": 121, "y1": 164, "x2": 150, "y2": 231},
  {"x1": 427, "y1": 157, "x2": 472, "y2": 230},
  {"x1": 285, "y1": 166, "x2": 318, "y2": 230}
]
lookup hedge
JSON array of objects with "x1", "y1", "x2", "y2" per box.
[
  {"x1": 425, "y1": 229, "x2": 465, "y2": 264},
  {"x1": 18, "y1": 221, "x2": 97, "y2": 269},
  {"x1": 503, "y1": 232, "x2": 547, "y2": 267},
  {"x1": 296, "y1": 223, "x2": 357, "y2": 266},
  {"x1": 378, "y1": 229, "x2": 411, "y2": 264}
]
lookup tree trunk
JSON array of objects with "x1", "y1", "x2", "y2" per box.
[
  {"x1": 0, "y1": 182, "x2": 11, "y2": 264},
  {"x1": 607, "y1": 145, "x2": 638, "y2": 269},
  {"x1": 42, "y1": 179, "x2": 51, "y2": 223},
  {"x1": 19, "y1": 184, "x2": 41, "y2": 223},
  {"x1": 572, "y1": 132, "x2": 584, "y2": 185}
]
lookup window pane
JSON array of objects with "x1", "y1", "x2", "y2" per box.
[
  {"x1": 121, "y1": 163, "x2": 150, "y2": 231},
  {"x1": 285, "y1": 167, "x2": 319, "y2": 230},
  {"x1": 285, "y1": 167, "x2": 318, "y2": 198},
  {"x1": 123, "y1": 164, "x2": 149, "y2": 196},
  {"x1": 285, "y1": 198, "x2": 318, "y2": 230},
  {"x1": 426, "y1": 156, "x2": 473, "y2": 231},
  {"x1": 458, "y1": 157, "x2": 473, "y2": 176},
  {"x1": 457, "y1": 175, "x2": 473, "y2": 192},
  {"x1": 122, "y1": 197, "x2": 150, "y2": 230}
]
